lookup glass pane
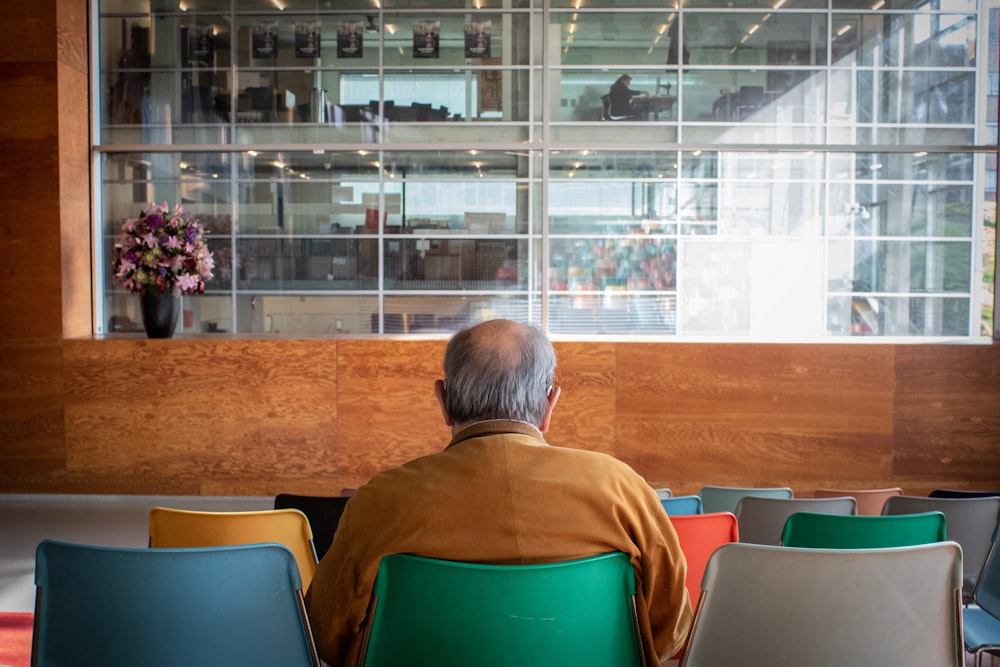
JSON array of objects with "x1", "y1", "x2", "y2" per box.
[
  {"x1": 827, "y1": 296, "x2": 970, "y2": 336},
  {"x1": 250, "y1": 296, "x2": 379, "y2": 335},
  {"x1": 881, "y1": 14, "x2": 977, "y2": 67},
  {"x1": 829, "y1": 240, "x2": 972, "y2": 293},
  {"x1": 879, "y1": 71, "x2": 975, "y2": 125}
]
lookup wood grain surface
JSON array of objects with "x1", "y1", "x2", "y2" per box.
[{"x1": 2, "y1": 338, "x2": 998, "y2": 498}]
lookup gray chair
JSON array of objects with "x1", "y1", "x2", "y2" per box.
[
  {"x1": 964, "y1": 522, "x2": 1000, "y2": 667},
  {"x1": 883, "y1": 494, "x2": 1000, "y2": 602},
  {"x1": 654, "y1": 488, "x2": 672, "y2": 499},
  {"x1": 699, "y1": 485, "x2": 793, "y2": 514},
  {"x1": 679, "y1": 541, "x2": 965, "y2": 667},
  {"x1": 735, "y1": 495, "x2": 857, "y2": 546}
]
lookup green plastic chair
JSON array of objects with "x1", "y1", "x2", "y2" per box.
[
  {"x1": 780, "y1": 511, "x2": 947, "y2": 548},
  {"x1": 699, "y1": 485, "x2": 793, "y2": 514},
  {"x1": 32, "y1": 540, "x2": 319, "y2": 667},
  {"x1": 358, "y1": 552, "x2": 644, "y2": 667}
]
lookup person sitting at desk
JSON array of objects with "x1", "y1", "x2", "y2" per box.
[{"x1": 607, "y1": 74, "x2": 648, "y2": 120}]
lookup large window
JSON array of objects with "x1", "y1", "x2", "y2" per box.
[{"x1": 94, "y1": 0, "x2": 998, "y2": 338}]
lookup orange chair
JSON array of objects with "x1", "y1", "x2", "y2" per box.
[
  {"x1": 669, "y1": 512, "x2": 740, "y2": 660},
  {"x1": 813, "y1": 487, "x2": 902, "y2": 516},
  {"x1": 148, "y1": 507, "x2": 319, "y2": 588}
]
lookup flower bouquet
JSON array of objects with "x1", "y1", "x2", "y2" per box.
[
  {"x1": 111, "y1": 202, "x2": 214, "y2": 296},
  {"x1": 111, "y1": 202, "x2": 214, "y2": 337}
]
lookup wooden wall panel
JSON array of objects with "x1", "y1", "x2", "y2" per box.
[
  {"x1": 336, "y1": 339, "x2": 448, "y2": 485},
  {"x1": 893, "y1": 344, "x2": 1000, "y2": 490},
  {"x1": 1, "y1": 338, "x2": 999, "y2": 497},
  {"x1": 60, "y1": 339, "x2": 342, "y2": 495},
  {"x1": 545, "y1": 343, "x2": 618, "y2": 457},
  {"x1": 614, "y1": 343, "x2": 896, "y2": 496}
]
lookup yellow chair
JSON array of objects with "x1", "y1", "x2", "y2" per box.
[{"x1": 149, "y1": 507, "x2": 318, "y2": 588}]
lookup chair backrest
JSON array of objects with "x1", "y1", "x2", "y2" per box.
[
  {"x1": 883, "y1": 494, "x2": 1000, "y2": 600},
  {"x1": 654, "y1": 487, "x2": 673, "y2": 499},
  {"x1": 931, "y1": 489, "x2": 1000, "y2": 499},
  {"x1": 780, "y1": 511, "x2": 947, "y2": 548},
  {"x1": 814, "y1": 486, "x2": 902, "y2": 515},
  {"x1": 669, "y1": 512, "x2": 739, "y2": 613},
  {"x1": 149, "y1": 507, "x2": 318, "y2": 588},
  {"x1": 735, "y1": 496, "x2": 857, "y2": 546},
  {"x1": 679, "y1": 541, "x2": 964, "y2": 667},
  {"x1": 32, "y1": 540, "x2": 319, "y2": 667},
  {"x1": 974, "y1": 522, "x2": 1000, "y2": 617},
  {"x1": 359, "y1": 552, "x2": 643, "y2": 667},
  {"x1": 661, "y1": 494, "x2": 703, "y2": 515},
  {"x1": 698, "y1": 485, "x2": 793, "y2": 514},
  {"x1": 274, "y1": 493, "x2": 351, "y2": 560}
]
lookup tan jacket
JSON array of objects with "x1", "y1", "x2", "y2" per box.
[{"x1": 305, "y1": 420, "x2": 691, "y2": 666}]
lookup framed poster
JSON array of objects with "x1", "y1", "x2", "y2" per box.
[
  {"x1": 187, "y1": 25, "x2": 215, "y2": 67},
  {"x1": 477, "y1": 57, "x2": 502, "y2": 113},
  {"x1": 413, "y1": 20, "x2": 440, "y2": 59},
  {"x1": 464, "y1": 20, "x2": 491, "y2": 58},
  {"x1": 295, "y1": 21, "x2": 322, "y2": 59},
  {"x1": 337, "y1": 20, "x2": 363, "y2": 58},
  {"x1": 252, "y1": 21, "x2": 278, "y2": 59}
]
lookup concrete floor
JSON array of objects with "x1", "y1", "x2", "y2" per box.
[{"x1": 0, "y1": 494, "x2": 271, "y2": 612}]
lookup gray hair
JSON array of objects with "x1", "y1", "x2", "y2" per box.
[{"x1": 442, "y1": 319, "x2": 556, "y2": 426}]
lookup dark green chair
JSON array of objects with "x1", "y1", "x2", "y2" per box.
[
  {"x1": 359, "y1": 552, "x2": 644, "y2": 667},
  {"x1": 780, "y1": 511, "x2": 947, "y2": 548}
]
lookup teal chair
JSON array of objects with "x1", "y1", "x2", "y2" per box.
[
  {"x1": 780, "y1": 511, "x2": 947, "y2": 548},
  {"x1": 661, "y1": 494, "x2": 703, "y2": 515},
  {"x1": 699, "y1": 485, "x2": 793, "y2": 514},
  {"x1": 359, "y1": 552, "x2": 644, "y2": 667},
  {"x1": 32, "y1": 540, "x2": 319, "y2": 667}
]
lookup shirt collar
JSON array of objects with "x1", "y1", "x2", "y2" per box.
[{"x1": 446, "y1": 419, "x2": 546, "y2": 449}]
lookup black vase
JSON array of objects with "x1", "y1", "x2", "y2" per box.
[{"x1": 139, "y1": 290, "x2": 180, "y2": 339}]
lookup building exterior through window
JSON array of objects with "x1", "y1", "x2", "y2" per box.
[{"x1": 94, "y1": 0, "x2": 999, "y2": 338}]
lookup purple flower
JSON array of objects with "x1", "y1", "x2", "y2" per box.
[{"x1": 111, "y1": 203, "x2": 214, "y2": 296}]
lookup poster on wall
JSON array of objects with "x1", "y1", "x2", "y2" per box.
[
  {"x1": 464, "y1": 20, "x2": 491, "y2": 58},
  {"x1": 413, "y1": 19, "x2": 440, "y2": 58},
  {"x1": 477, "y1": 57, "x2": 502, "y2": 113},
  {"x1": 252, "y1": 21, "x2": 278, "y2": 59},
  {"x1": 295, "y1": 20, "x2": 322, "y2": 59},
  {"x1": 337, "y1": 20, "x2": 363, "y2": 58},
  {"x1": 187, "y1": 25, "x2": 215, "y2": 67}
]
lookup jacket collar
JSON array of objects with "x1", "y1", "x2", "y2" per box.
[{"x1": 446, "y1": 420, "x2": 546, "y2": 449}]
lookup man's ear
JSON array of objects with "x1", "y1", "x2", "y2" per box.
[
  {"x1": 538, "y1": 385, "x2": 561, "y2": 433},
  {"x1": 434, "y1": 379, "x2": 455, "y2": 426}
]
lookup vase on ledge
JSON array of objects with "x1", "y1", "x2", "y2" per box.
[{"x1": 139, "y1": 290, "x2": 179, "y2": 339}]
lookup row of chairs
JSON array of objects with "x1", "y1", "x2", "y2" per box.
[
  {"x1": 664, "y1": 489, "x2": 1000, "y2": 600},
  {"x1": 30, "y1": 488, "x2": 1000, "y2": 667}
]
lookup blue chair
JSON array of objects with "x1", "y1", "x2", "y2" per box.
[
  {"x1": 965, "y1": 522, "x2": 1000, "y2": 667},
  {"x1": 32, "y1": 540, "x2": 319, "y2": 667},
  {"x1": 661, "y1": 494, "x2": 703, "y2": 515},
  {"x1": 699, "y1": 485, "x2": 793, "y2": 514},
  {"x1": 359, "y1": 552, "x2": 643, "y2": 667}
]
